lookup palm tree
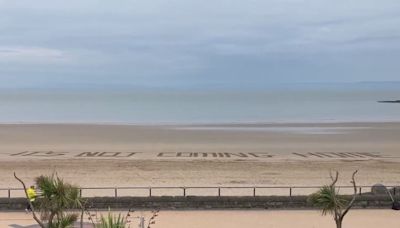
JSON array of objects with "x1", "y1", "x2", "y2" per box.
[
  {"x1": 15, "y1": 173, "x2": 159, "y2": 228},
  {"x1": 308, "y1": 170, "x2": 358, "y2": 228},
  {"x1": 35, "y1": 174, "x2": 83, "y2": 227},
  {"x1": 15, "y1": 172, "x2": 84, "y2": 228}
]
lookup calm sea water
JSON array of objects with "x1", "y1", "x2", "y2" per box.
[{"x1": 0, "y1": 85, "x2": 399, "y2": 124}]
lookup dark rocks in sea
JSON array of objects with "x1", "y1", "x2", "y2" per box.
[{"x1": 378, "y1": 100, "x2": 400, "y2": 103}]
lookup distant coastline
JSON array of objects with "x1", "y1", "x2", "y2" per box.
[{"x1": 378, "y1": 100, "x2": 400, "y2": 103}]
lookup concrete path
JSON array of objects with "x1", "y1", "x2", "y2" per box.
[{"x1": 1, "y1": 209, "x2": 399, "y2": 228}]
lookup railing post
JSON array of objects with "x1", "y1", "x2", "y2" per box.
[
  {"x1": 8, "y1": 189, "x2": 11, "y2": 199},
  {"x1": 289, "y1": 187, "x2": 292, "y2": 197},
  {"x1": 149, "y1": 187, "x2": 152, "y2": 197},
  {"x1": 253, "y1": 188, "x2": 256, "y2": 197},
  {"x1": 183, "y1": 187, "x2": 186, "y2": 197},
  {"x1": 114, "y1": 188, "x2": 118, "y2": 198},
  {"x1": 218, "y1": 188, "x2": 221, "y2": 197},
  {"x1": 79, "y1": 189, "x2": 82, "y2": 197},
  {"x1": 359, "y1": 187, "x2": 362, "y2": 195}
]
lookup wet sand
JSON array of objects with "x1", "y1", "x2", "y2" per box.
[{"x1": 0, "y1": 122, "x2": 400, "y2": 191}]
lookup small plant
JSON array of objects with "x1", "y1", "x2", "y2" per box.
[
  {"x1": 95, "y1": 209, "x2": 159, "y2": 228},
  {"x1": 50, "y1": 213, "x2": 79, "y2": 228},
  {"x1": 96, "y1": 210, "x2": 127, "y2": 228},
  {"x1": 146, "y1": 210, "x2": 159, "y2": 228}
]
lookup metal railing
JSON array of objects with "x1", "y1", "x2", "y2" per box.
[{"x1": 0, "y1": 185, "x2": 397, "y2": 199}]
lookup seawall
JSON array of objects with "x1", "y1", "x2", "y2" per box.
[{"x1": 0, "y1": 195, "x2": 396, "y2": 211}]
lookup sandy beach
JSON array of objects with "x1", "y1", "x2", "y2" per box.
[{"x1": 1, "y1": 122, "x2": 400, "y2": 192}]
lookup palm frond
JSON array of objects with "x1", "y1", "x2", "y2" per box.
[
  {"x1": 49, "y1": 213, "x2": 78, "y2": 228},
  {"x1": 308, "y1": 185, "x2": 347, "y2": 215}
]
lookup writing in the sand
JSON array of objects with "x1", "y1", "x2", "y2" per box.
[
  {"x1": 156, "y1": 152, "x2": 272, "y2": 158},
  {"x1": 10, "y1": 151, "x2": 140, "y2": 157},
  {"x1": 9, "y1": 151, "x2": 272, "y2": 158},
  {"x1": 292, "y1": 152, "x2": 383, "y2": 158},
  {"x1": 9, "y1": 151, "x2": 385, "y2": 159}
]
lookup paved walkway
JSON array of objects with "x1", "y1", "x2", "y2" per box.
[
  {"x1": 1, "y1": 209, "x2": 399, "y2": 228},
  {"x1": 0, "y1": 212, "x2": 100, "y2": 227},
  {"x1": 0, "y1": 212, "x2": 36, "y2": 227}
]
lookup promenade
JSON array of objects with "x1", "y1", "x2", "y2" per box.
[{"x1": 1, "y1": 210, "x2": 399, "y2": 228}]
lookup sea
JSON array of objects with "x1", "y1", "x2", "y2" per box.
[{"x1": 0, "y1": 83, "x2": 399, "y2": 124}]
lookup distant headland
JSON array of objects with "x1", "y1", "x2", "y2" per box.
[{"x1": 378, "y1": 100, "x2": 400, "y2": 103}]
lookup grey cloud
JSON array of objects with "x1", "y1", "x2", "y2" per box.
[{"x1": 0, "y1": 0, "x2": 400, "y2": 88}]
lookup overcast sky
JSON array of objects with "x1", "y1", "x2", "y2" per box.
[{"x1": 1, "y1": 0, "x2": 400, "y2": 88}]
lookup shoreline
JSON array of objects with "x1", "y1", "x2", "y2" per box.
[{"x1": 1, "y1": 120, "x2": 400, "y2": 126}]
